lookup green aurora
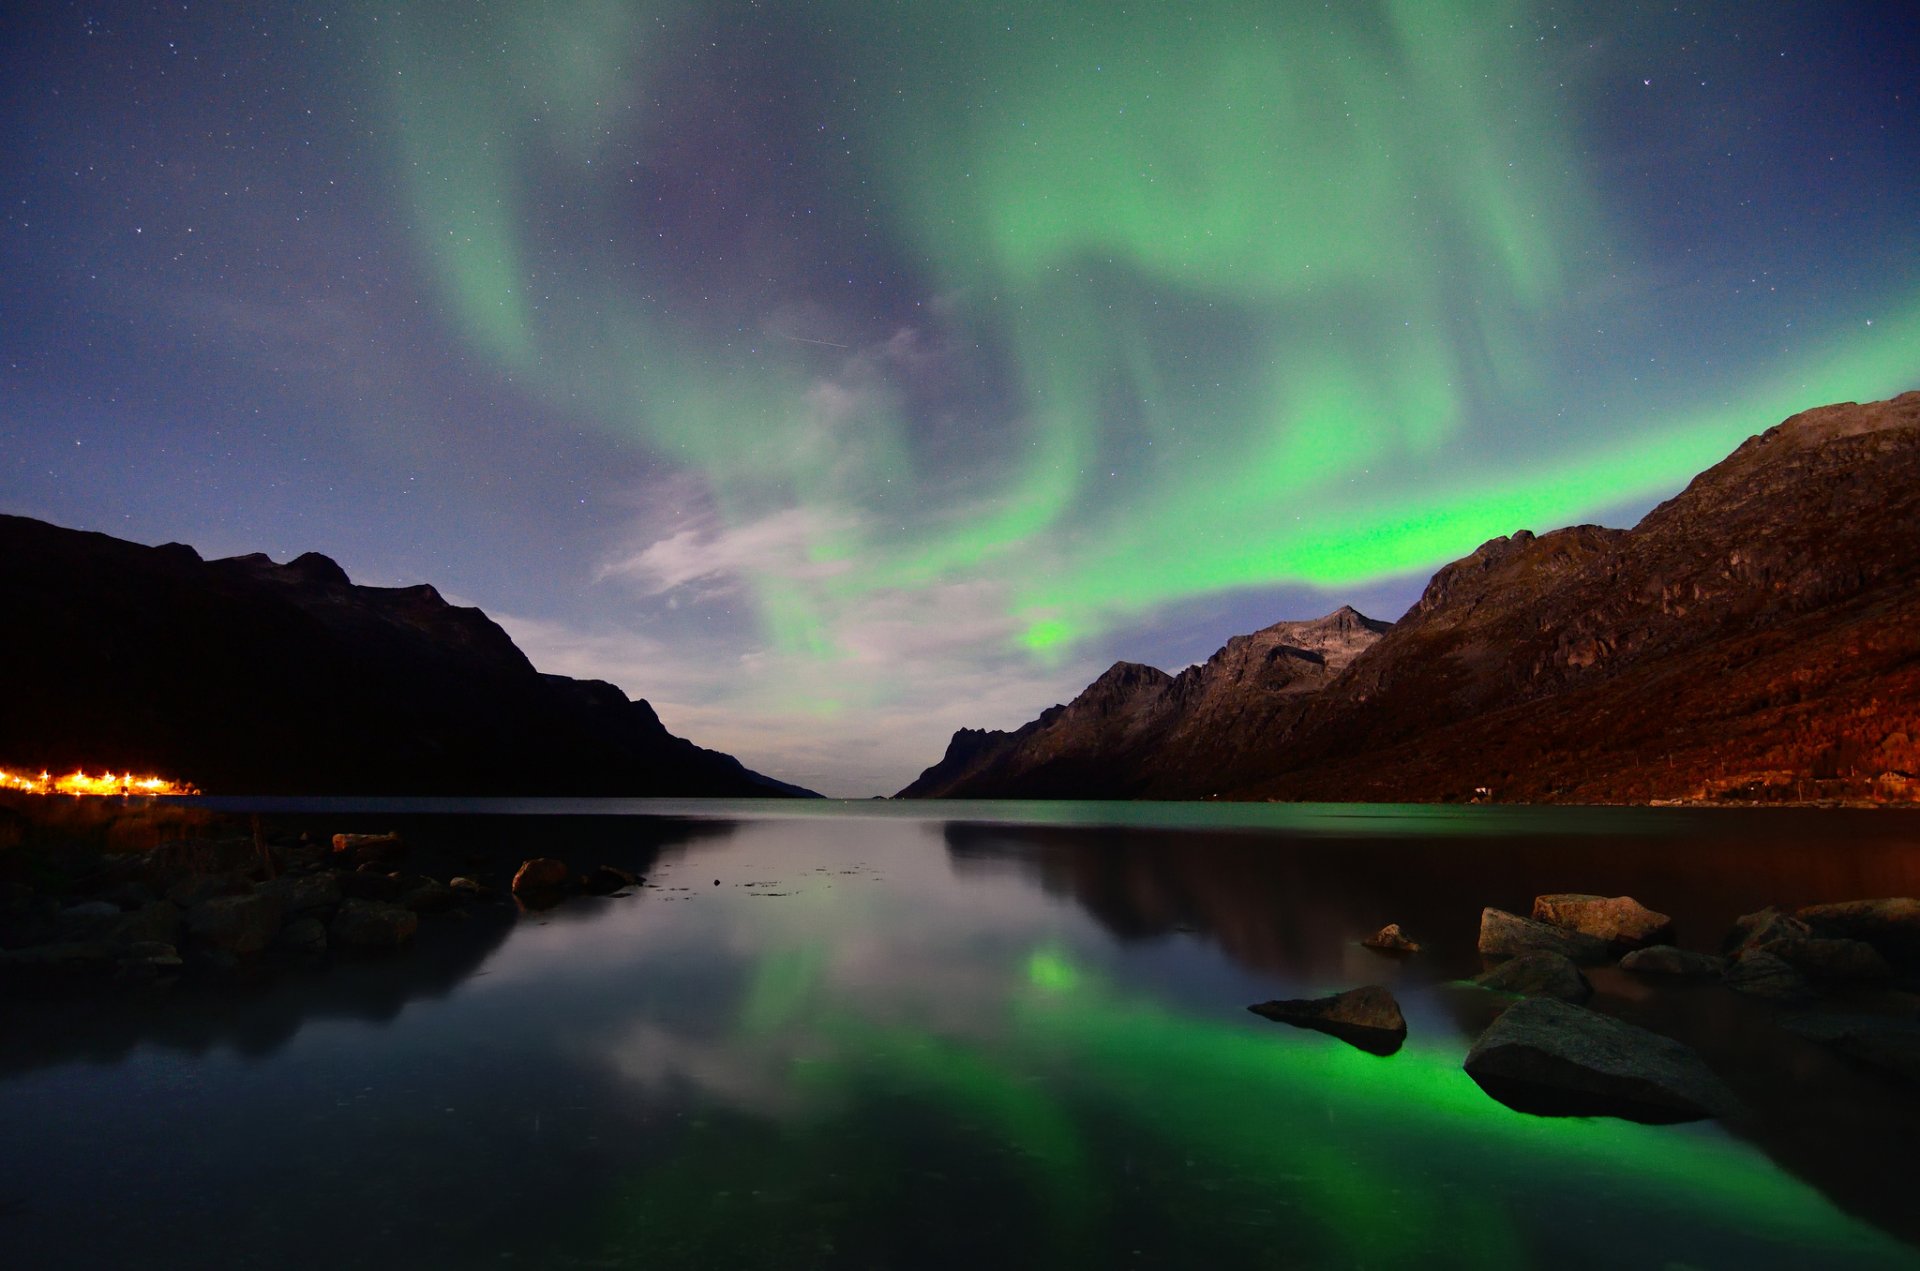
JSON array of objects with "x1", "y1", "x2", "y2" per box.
[{"x1": 380, "y1": 1, "x2": 1918, "y2": 707}]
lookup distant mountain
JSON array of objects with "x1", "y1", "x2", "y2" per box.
[
  {"x1": 0, "y1": 515, "x2": 815, "y2": 797},
  {"x1": 899, "y1": 606, "x2": 1390, "y2": 798},
  {"x1": 902, "y1": 391, "x2": 1920, "y2": 803}
]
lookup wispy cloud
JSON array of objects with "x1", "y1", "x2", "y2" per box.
[{"x1": 595, "y1": 505, "x2": 858, "y2": 596}]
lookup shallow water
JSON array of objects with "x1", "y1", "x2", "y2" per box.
[{"x1": 7, "y1": 801, "x2": 1920, "y2": 1269}]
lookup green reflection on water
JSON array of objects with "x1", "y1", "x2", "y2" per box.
[{"x1": 588, "y1": 941, "x2": 1917, "y2": 1268}]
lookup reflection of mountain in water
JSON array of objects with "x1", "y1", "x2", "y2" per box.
[
  {"x1": 0, "y1": 812, "x2": 738, "y2": 1080},
  {"x1": 946, "y1": 813, "x2": 1920, "y2": 1250}
]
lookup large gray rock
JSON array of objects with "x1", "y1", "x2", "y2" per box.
[
  {"x1": 329, "y1": 900, "x2": 417, "y2": 950},
  {"x1": 1249, "y1": 985, "x2": 1406, "y2": 1055},
  {"x1": 1531, "y1": 894, "x2": 1673, "y2": 951},
  {"x1": 1478, "y1": 908, "x2": 1611, "y2": 965},
  {"x1": 1474, "y1": 951, "x2": 1592, "y2": 1003},
  {"x1": 186, "y1": 893, "x2": 285, "y2": 954},
  {"x1": 1619, "y1": 946, "x2": 1725, "y2": 977},
  {"x1": 1463, "y1": 998, "x2": 1740, "y2": 1123}
]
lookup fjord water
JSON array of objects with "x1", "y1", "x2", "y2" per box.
[{"x1": 8, "y1": 803, "x2": 1920, "y2": 1269}]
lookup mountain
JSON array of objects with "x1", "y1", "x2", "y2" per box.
[
  {"x1": 899, "y1": 606, "x2": 1391, "y2": 798},
  {"x1": 901, "y1": 390, "x2": 1920, "y2": 803},
  {"x1": 0, "y1": 515, "x2": 815, "y2": 797}
]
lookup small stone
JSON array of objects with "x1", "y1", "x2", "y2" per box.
[
  {"x1": 401, "y1": 881, "x2": 457, "y2": 914},
  {"x1": 1474, "y1": 951, "x2": 1592, "y2": 1003},
  {"x1": 1249, "y1": 985, "x2": 1407, "y2": 1055},
  {"x1": 1360, "y1": 923, "x2": 1420, "y2": 955},
  {"x1": 1478, "y1": 908, "x2": 1611, "y2": 965},
  {"x1": 1619, "y1": 946, "x2": 1726, "y2": 977}
]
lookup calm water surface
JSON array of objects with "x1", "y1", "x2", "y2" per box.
[{"x1": 7, "y1": 801, "x2": 1920, "y2": 1269}]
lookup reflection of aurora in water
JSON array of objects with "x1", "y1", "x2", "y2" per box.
[
  {"x1": 8, "y1": 808, "x2": 1920, "y2": 1268},
  {"x1": 585, "y1": 938, "x2": 1917, "y2": 1269}
]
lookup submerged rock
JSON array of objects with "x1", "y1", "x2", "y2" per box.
[
  {"x1": 1619, "y1": 946, "x2": 1725, "y2": 977},
  {"x1": 1478, "y1": 908, "x2": 1611, "y2": 965},
  {"x1": 1530, "y1": 894, "x2": 1673, "y2": 952},
  {"x1": 1782, "y1": 1014, "x2": 1920, "y2": 1083},
  {"x1": 1474, "y1": 951, "x2": 1592, "y2": 1003},
  {"x1": 584, "y1": 865, "x2": 639, "y2": 896},
  {"x1": 1360, "y1": 923, "x2": 1421, "y2": 955},
  {"x1": 1463, "y1": 997, "x2": 1740, "y2": 1123},
  {"x1": 1249, "y1": 985, "x2": 1407, "y2": 1055}
]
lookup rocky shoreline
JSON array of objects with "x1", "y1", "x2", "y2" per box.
[
  {"x1": 1253, "y1": 889, "x2": 1920, "y2": 1124},
  {"x1": 0, "y1": 803, "x2": 649, "y2": 996}
]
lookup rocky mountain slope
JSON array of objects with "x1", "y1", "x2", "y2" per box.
[
  {"x1": 899, "y1": 606, "x2": 1391, "y2": 797},
  {"x1": 902, "y1": 391, "x2": 1920, "y2": 803},
  {"x1": 0, "y1": 515, "x2": 813, "y2": 797}
]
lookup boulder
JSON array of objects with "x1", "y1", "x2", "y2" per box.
[
  {"x1": 1795, "y1": 898, "x2": 1920, "y2": 962},
  {"x1": 448, "y1": 876, "x2": 486, "y2": 898},
  {"x1": 1722, "y1": 950, "x2": 1812, "y2": 1000},
  {"x1": 1463, "y1": 997, "x2": 1740, "y2": 1123},
  {"x1": 512, "y1": 858, "x2": 572, "y2": 895},
  {"x1": 1782, "y1": 1014, "x2": 1920, "y2": 1084},
  {"x1": 1530, "y1": 894, "x2": 1673, "y2": 952},
  {"x1": 186, "y1": 893, "x2": 285, "y2": 955},
  {"x1": 60, "y1": 900, "x2": 122, "y2": 919},
  {"x1": 329, "y1": 900, "x2": 417, "y2": 950},
  {"x1": 1360, "y1": 923, "x2": 1421, "y2": 955},
  {"x1": 1619, "y1": 946, "x2": 1725, "y2": 977},
  {"x1": 1757, "y1": 937, "x2": 1891, "y2": 983},
  {"x1": 1473, "y1": 951, "x2": 1592, "y2": 1003},
  {"x1": 1249, "y1": 985, "x2": 1406, "y2": 1055},
  {"x1": 164, "y1": 873, "x2": 254, "y2": 910},
  {"x1": 115, "y1": 941, "x2": 183, "y2": 982},
  {"x1": 258, "y1": 872, "x2": 341, "y2": 913},
  {"x1": 1478, "y1": 908, "x2": 1610, "y2": 965}
]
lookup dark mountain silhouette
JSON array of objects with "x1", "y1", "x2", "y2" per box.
[
  {"x1": 902, "y1": 390, "x2": 1920, "y2": 803},
  {"x1": 0, "y1": 515, "x2": 814, "y2": 797}
]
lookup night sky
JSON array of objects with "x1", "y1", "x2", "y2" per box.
[{"x1": 4, "y1": 3, "x2": 1916, "y2": 795}]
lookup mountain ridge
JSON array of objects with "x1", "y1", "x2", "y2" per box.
[
  {"x1": 901, "y1": 390, "x2": 1920, "y2": 803},
  {"x1": 0, "y1": 514, "x2": 815, "y2": 797}
]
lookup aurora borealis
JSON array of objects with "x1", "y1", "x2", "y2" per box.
[{"x1": 4, "y1": 3, "x2": 1917, "y2": 792}]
